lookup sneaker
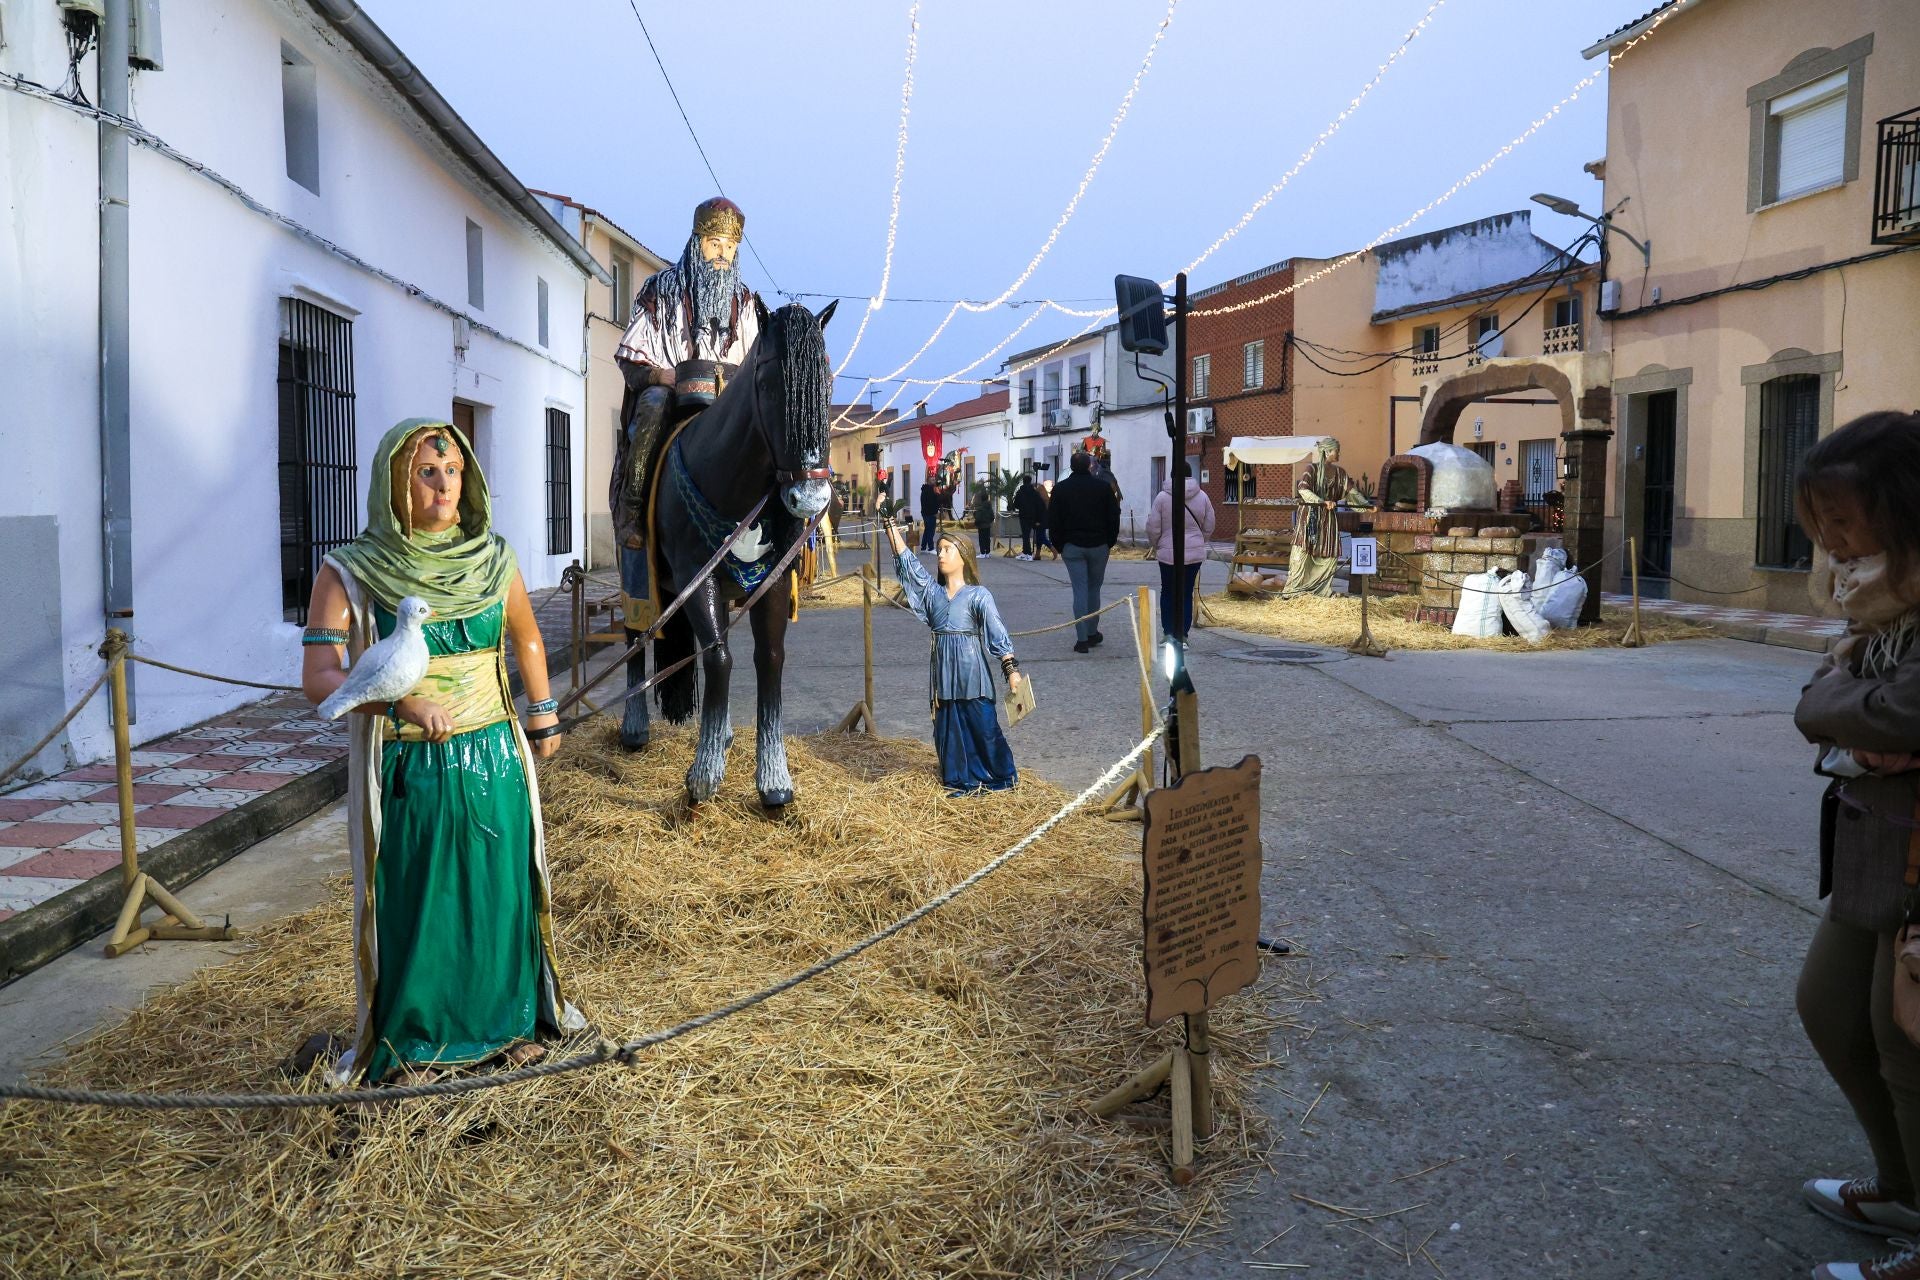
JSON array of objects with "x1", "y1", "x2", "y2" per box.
[
  {"x1": 1807, "y1": 1179, "x2": 1920, "y2": 1239},
  {"x1": 1815, "y1": 1238, "x2": 1920, "y2": 1279},
  {"x1": 1073, "y1": 640, "x2": 1091, "y2": 654}
]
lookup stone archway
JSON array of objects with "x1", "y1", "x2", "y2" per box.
[{"x1": 1415, "y1": 351, "x2": 1615, "y2": 621}]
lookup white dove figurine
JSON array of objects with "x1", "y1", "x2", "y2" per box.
[{"x1": 317, "y1": 596, "x2": 433, "y2": 721}]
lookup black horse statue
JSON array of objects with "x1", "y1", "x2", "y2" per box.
[{"x1": 620, "y1": 298, "x2": 836, "y2": 809}]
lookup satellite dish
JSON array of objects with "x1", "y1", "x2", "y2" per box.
[{"x1": 1475, "y1": 329, "x2": 1505, "y2": 359}]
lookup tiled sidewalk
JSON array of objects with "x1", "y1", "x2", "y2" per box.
[
  {"x1": 0, "y1": 693, "x2": 344, "y2": 921},
  {"x1": 0, "y1": 570, "x2": 623, "y2": 927},
  {"x1": 1599, "y1": 592, "x2": 1845, "y2": 650}
]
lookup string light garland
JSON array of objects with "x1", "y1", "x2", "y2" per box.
[
  {"x1": 832, "y1": 0, "x2": 1181, "y2": 425},
  {"x1": 831, "y1": 0, "x2": 923, "y2": 379},
  {"x1": 1176, "y1": 0, "x2": 1446, "y2": 280},
  {"x1": 1188, "y1": 0, "x2": 1698, "y2": 318},
  {"x1": 835, "y1": 0, "x2": 1696, "y2": 414},
  {"x1": 831, "y1": 0, "x2": 1436, "y2": 414}
]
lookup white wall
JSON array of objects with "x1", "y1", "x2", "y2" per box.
[{"x1": 0, "y1": 0, "x2": 589, "y2": 771}]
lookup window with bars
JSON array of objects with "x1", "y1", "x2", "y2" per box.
[
  {"x1": 1192, "y1": 353, "x2": 1210, "y2": 398},
  {"x1": 546, "y1": 407, "x2": 573, "y2": 555},
  {"x1": 1756, "y1": 374, "x2": 1820, "y2": 568},
  {"x1": 1243, "y1": 340, "x2": 1264, "y2": 390},
  {"x1": 277, "y1": 299, "x2": 358, "y2": 623}
]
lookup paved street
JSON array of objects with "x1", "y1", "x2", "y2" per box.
[{"x1": 0, "y1": 547, "x2": 1858, "y2": 1277}]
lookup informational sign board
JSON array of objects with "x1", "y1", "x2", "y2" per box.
[
  {"x1": 1140, "y1": 755, "x2": 1264, "y2": 1027},
  {"x1": 1349, "y1": 536, "x2": 1378, "y2": 576}
]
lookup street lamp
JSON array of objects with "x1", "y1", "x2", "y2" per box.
[{"x1": 1531, "y1": 193, "x2": 1650, "y2": 267}]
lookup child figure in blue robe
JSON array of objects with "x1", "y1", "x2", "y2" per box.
[{"x1": 884, "y1": 515, "x2": 1024, "y2": 796}]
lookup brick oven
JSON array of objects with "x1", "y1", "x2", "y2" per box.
[{"x1": 1369, "y1": 451, "x2": 1536, "y2": 625}]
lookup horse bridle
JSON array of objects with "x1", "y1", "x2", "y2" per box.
[{"x1": 748, "y1": 317, "x2": 833, "y2": 489}]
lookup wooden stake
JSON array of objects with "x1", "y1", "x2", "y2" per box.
[
  {"x1": 1349, "y1": 572, "x2": 1387, "y2": 658},
  {"x1": 1623, "y1": 535, "x2": 1645, "y2": 648},
  {"x1": 106, "y1": 637, "x2": 138, "y2": 891},
  {"x1": 863, "y1": 565, "x2": 876, "y2": 723},
  {"x1": 1136, "y1": 585, "x2": 1155, "y2": 785},
  {"x1": 1188, "y1": 1011, "x2": 1214, "y2": 1141},
  {"x1": 100, "y1": 629, "x2": 240, "y2": 959},
  {"x1": 1091, "y1": 1049, "x2": 1174, "y2": 1117},
  {"x1": 1169, "y1": 1047, "x2": 1196, "y2": 1185}
]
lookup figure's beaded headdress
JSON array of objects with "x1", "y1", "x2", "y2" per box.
[{"x1": 692, "y1": 196, "x2": 746, "y2": 242}]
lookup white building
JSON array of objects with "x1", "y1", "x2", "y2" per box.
[
  {"x1": 876, "y1": 387, "x2": 1012, "y2": 515},
  {"x1": 1003, "y1": 327, "x2": 1175, "y2": 543},
  {"x1": 0, "y1": 0, "x2": 605, "y2": 777}
]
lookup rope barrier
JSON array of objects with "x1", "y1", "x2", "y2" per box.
[
  {"x1": 0, "y1": 666, "x2": 110, "y2": 789},
  {"x1": 0, "y1": 725, "x2": 1165, "y2": 1111},
  {"x1": 127, "y1": 654, "x2": 300, "y2": 693}
]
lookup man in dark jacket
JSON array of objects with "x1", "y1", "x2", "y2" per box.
[
  {"x1": 1047, "y1": 452, "x2": 1121, "y2": 652},
  {"x1": 918, "y1": 478, "x2": 941, "y2": 552},
  {"x1": 1013, "y1": 475, "x2": 1046, "y2": 560}
]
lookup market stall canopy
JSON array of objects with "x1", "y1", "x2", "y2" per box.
[{"x1": 1220, "y1": 436, "x2": 1333, "y2": 469}]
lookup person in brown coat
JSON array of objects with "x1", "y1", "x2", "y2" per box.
[{"x1": 1791, "y1": 411, "x2": 1920, "y2": 1280}]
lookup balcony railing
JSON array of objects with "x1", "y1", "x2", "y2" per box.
[
  {"x1": 1411, "y1": 351, "x2": 1441, "y2": 377},
  {"x1": 1067, "y1": 382, "x2": 1100, "y2": 406},
  {"x1": 1018, "y1": 393, "x2": 1035, "y2": 414},
  {"x1": 1873, "y1": 106, "x2": 1920, "y2": 245},
  {"x1": 1542, "y1": 322, "x2": 1583, "y2": 354}
]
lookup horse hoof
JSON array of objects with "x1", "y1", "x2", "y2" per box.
[
  {"x1": 759, "y1": 789, "x2": 793, "y2": 811},
  {"x1": 619, "y1": 732, "x2": 649, "y2": 753}
]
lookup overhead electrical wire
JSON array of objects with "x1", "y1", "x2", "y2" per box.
[
  {"x1": 624, "y1": 0, "x2": 783, "y2": 295},
  {"x1": 1289, "y1": 229, "x2": 1599, "y2": 378},
  {"x1": 828, "y1": 0, "x2": 923, "y2": 380}
]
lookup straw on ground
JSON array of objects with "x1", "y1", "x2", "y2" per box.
[{"x1": 0, "y1": 726, "x2": 1301, "y2": 1278}]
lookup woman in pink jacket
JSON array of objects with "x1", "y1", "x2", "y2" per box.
[{"x1": 1144, "y1": 473, "x2": 1215, "y2": 642}]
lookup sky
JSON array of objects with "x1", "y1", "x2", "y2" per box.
[{"x1": 358, "y1": 0, "x2": 1666, "y2": 413}]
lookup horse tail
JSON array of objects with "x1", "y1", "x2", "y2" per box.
[{"x1": 653, "y1": 606, "x2": 698, "y2": 724}]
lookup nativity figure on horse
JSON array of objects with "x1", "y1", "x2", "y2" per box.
[{"x1": 611, "y1": 196, "x2": 836, "y2": 810}]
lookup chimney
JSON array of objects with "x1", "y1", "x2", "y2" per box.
[{"x1": 915, "y1": 401, "x2": 929, "y2": 418}]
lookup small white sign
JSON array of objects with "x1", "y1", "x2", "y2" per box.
[
  {"x1": 1339, "y1": 532, "x2": 1353, "y2": 560},
  {"x1": 1350, "y1": 537, "x2": 1378, "y2": 575}
]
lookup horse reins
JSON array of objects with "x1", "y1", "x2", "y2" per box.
[
  {"x1": 552, "y1": 491, "x2": 768, "y2": 719},
  {"x1": 548, "y1": 504, "x2": 822, "y2": 734}
]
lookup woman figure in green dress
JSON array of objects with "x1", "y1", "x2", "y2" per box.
[{"x1": 301, "y1": 418, "x2": 584, "y2": 1085}]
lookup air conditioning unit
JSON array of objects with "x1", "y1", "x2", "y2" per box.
[
  {"x1": 1044, "y1": 407, "x2": 1073, "y2": 431},
  {"x1": 1185, "y1": 406, "x2": 1215, "y2": 436}
]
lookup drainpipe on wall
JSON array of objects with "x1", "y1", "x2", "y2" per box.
[{"x1": 99, "y1": 0, "x2": 136, "y2": 718}]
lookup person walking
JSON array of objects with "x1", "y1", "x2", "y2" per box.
[
  {"x1": 918, "y1": 477, "x2": 941, "y2": 552},
  {"x1": 1047, "y1": 451, "x2": 1120, "y2": 654},
  {"x1": 1790, "y1": 411, "x2": 1920, "y2": 1280},
  {"x1": 972, "y1": 483, "x2": 997, "y2": 555},
  {"x1": 1014, "y1": 474, "x2": 1044, "y2": 560},
  {"x1": 1145, "y1": 468, "x2": 1215, "y2": 643}
]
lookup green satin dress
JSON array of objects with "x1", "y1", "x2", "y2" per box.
[{"x1": 362, "y1": 598, "x2": 542, "y2": 1083}]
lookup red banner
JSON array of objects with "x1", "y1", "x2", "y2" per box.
[{"x1": 918, "y1": 425, "x2": 943, "y2": 465}]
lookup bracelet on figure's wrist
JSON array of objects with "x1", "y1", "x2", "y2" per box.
[
  {"x1": 387, "y1": 701, "x2": 403, "y2": 732},
  {"x1": 525, "y1": 697, "x2": 558, "y2": 717},
  {"x1": 524, "y1": 723, "x2": 564, "y2": 742}
]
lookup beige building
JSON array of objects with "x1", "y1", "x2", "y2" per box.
[
  {"x1": 1584, "y1": 0, "x2": 1920, "y2": 611},
  {"x1": 532, "y1": 192, "x2": 668, "y2": 567},
  {"x1": 1283, "y1": 211, "x2": 1599, "y2": 504},
  {"x1": 828, "y1": 403, "x2": 900, "y2": 514}
]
